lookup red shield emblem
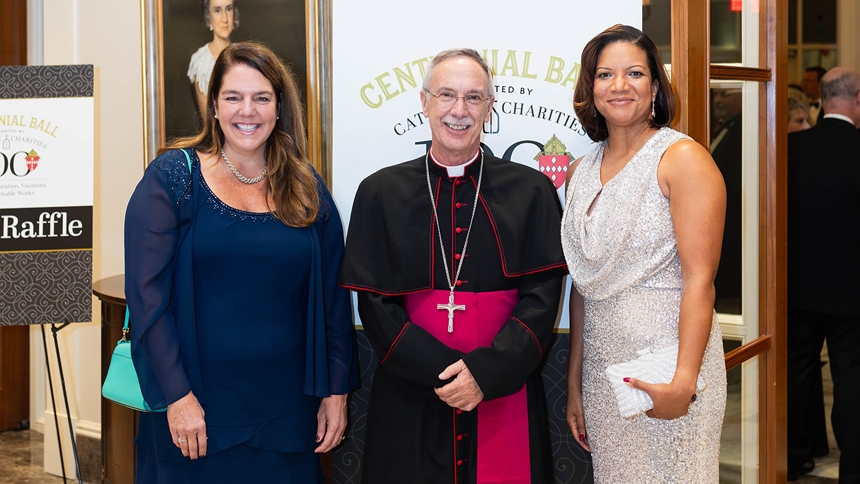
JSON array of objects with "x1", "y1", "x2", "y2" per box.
[
  {"x1": 538, "y1": 154, "x2": 569, "y2": 189},
  {"x1": 26, "y1": 155, "x2": 40, "y2": 171}
]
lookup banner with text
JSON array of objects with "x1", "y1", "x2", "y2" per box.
[
  {"x1": 0, "y1": 65, "x2": 94, "y2": 326},
  {"x1": 331, "y1": 1, "x2": 641, "y2": 329}
]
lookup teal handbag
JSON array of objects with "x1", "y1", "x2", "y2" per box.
[
  {"x1": 102, "y1": 149, "x2": 194, "y2": 412},
  {"x1": 101, "y1": 308, "x2": 166, "y2": 412}
]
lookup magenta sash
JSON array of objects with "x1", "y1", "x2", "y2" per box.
[{"x1": 403, "y1": 289, "x2": 530, "y2": 484}]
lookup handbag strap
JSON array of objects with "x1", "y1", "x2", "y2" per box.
[
  {"x1": 121, "y1": 307, "x2": 130, "y2": 342},
  {"x1": 181, "y1": 148, "x2": 192, "y2": 173}
]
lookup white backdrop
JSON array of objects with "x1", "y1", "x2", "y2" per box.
[{"x1": 332, "y1": 0, "x2": 641, "y2": 328}]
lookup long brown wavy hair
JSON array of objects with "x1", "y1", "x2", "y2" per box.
[{"x1": 161, "y1": 41, "x2": 319, "y2": 227}]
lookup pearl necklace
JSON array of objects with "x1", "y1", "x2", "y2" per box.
[
  {"x1": 221, "y1": 149, "x2": 268, "y2": 184},
  {"x1": 425, "y1": 149, "x2": 484, "y2": 333}
]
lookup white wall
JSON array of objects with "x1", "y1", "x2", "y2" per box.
[
  {"x1": 838, "y1": 0, "x2": 860, "y2": 72},
  {"x1": 31, "y1": 0, "x2": 144, "y2": 475}
]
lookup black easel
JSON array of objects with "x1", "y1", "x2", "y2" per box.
[{"x1": 40, "y1": 322, "x2": 83, "y2": 484}]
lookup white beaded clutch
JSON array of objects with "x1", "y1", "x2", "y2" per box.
[{"x1": 604, "y1": 345, "x2": 706, "y2": 419}]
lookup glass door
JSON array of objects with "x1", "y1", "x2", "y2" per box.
[{"x1": 646, "y1": 0, "x2": 788, "y2": 482}]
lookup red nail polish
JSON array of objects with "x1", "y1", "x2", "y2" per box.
[
  {"x1": 623, "y1": 377, "x2": 631, "y2": 383},
  {"x1": 579, "y1": 433, "x2": 585, "y2": 442}
]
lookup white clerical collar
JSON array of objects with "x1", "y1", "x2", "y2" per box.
[
  {"x1": 823, "y1": 113, "x2": 855, "y2": 126},
  {"x1": 429, "y1": 149, "x2": 480, "y2": 177}
]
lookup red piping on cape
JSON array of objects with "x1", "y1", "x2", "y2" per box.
[
  {"x1": 339, "y1": 283, "x2": 433, "y2": 297},
  {"x1": 470, "y1": 176, "x2": 568, "y2": 277},
  {"x1": 512, "y1": 316, "x2": 544, "y2": 355},
  {"x1": 379, "y1": 321, "x2": 410, "y2": 365}
]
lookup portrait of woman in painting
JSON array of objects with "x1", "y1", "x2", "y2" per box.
[
  {"x1": 187, "y1": 0, "x2": 238, "y2": 116},
  {"x1": 159, "y1": 0, "x2": 307, "y2": 141}
]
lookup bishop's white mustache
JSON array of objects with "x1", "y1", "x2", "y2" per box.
[{"x1": 442, "y1": 116, "x2": 474, "y2": 131}]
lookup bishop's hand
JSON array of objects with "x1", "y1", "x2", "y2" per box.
[{"x1": 435, "y1": 359, "x2": 484, "y2": 411}]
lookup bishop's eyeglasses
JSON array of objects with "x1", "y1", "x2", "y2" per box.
[{"x1": 425, "y1": 89, "x2": 490, "y2": 109}]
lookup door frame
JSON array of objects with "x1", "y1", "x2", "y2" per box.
[{"x1": 671, "y1": 0, "x2": 787, "y2": 481}]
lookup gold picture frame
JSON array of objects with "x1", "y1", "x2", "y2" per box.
[{"x1": 140, "y1": 0, "x2": 332, "y2": 183}]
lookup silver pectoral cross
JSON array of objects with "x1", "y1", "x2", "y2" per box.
[{"x1": 437, "y1": 291, "x2": 466, "y2": 333}]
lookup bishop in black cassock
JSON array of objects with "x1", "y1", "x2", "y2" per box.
[{"x1": 339, "y1": 48, "x2": 567, "y2": 484}]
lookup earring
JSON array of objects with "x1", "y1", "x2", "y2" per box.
[
  {"x1": 593, "y1": 108, "x2": 597, "y2": 119},
  {"x1": 214, "y1": 114, "x2": 218, "y2": 119},
  {"x1": 209, "y1": 24, "x2": 213, "y2": 31},
  {"x1": 651, "y1": 98, "x2": 656, "y2": 118}
]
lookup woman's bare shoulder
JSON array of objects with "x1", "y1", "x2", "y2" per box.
[
  {"x1": 659, "y1": 138, "x2": 724, "y2": 198},
  {"x1": 663, "y1": 138, "x2": 712, "y2": 165}
]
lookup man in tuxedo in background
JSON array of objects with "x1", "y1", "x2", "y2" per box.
[
  {"x1": 710, "y1": 88, "x2": 743, "y2": 314},
  {"x1": 802, "y1": 66, "x2": 827, "y2": 127},
  {"x1": 787, "y1": 66, "x2": 860, "y2": 483}
]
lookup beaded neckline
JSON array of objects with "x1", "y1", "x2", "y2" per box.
[{"x1": 199, "y1": 173, "x2": 276, "y2": 223}]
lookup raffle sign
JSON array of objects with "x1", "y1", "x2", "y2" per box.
[{"x1": 0, "y1": 66, "x2": 94, "y2": 326}]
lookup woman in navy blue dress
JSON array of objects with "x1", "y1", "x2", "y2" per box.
[{"x1": 124, "y1": 41, "x2": 358, "y2": 483}]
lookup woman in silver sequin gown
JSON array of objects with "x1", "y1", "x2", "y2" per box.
[{"x1": 561, "y1": 25, "x2": 728, "y2": 482}]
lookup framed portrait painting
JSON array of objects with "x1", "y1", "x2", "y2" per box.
[{"x1": 141, "y1": 0, "x2": 331, "y2": 181}]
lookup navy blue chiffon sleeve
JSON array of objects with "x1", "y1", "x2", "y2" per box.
[
  {"x1": 124, "y1": 150, "x2": 194, "y2": 409},
  {"x1": 316, "y1": 173, "x2": 359, "y2": 395}
]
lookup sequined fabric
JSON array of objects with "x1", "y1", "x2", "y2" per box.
[
  {"x1": 149, "y1": 148, "x2": 194, "y2": 205},
  {"x1": 561, "y1": 127, "x2": 727, "y2": 483}
]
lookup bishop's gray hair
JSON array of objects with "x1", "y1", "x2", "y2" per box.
[{"x1": 422, "y1": 48, "x2": 494, "y2": 98}]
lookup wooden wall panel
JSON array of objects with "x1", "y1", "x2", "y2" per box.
[
  {"x1": 0, "y1": 0, "x2": 27, "y2": 66},
  {"x1": 759, "y1": 0, "x2": 788, "y2": 482},
  {"x1": 671, "y1": 0, "x2": 710, "y2": 146},
  {"x1": 0, "y1": 0, "x2": 30, "y2": 433},
  {"x1": 0, "y1": 326, "x2": 30, "y2": 431}
]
